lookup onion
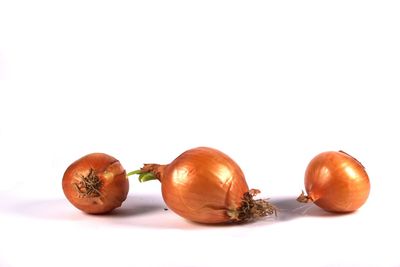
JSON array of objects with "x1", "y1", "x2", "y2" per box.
[
  {"x1": 297, "y1": 151, "x2": 370, "y2": 212},
  {"x1": 62, "y1": 153, "x2": 129, "y2": 214},
  {"x1": 128, "y1": 147, "x2": 275, "y2": 224}
]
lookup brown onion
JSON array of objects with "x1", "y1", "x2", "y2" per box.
[
  {"x1": 297, "y1": 150, "x2": 370, "y2": 212},
  {"x1": 129, "y1": 147, "x2": 274, "y2": 224},
  {"x1": 62, "y1": 153, "x2": 129, "y2": 214}
]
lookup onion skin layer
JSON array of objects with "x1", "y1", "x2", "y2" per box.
[
  {"x1": 149, "y1": 147, "x2": 250, "y2": 224},
  {"x1": 304, "y1": 151, "x2": 370, "y2": 213},
  {"x1": 62, "y1": 153, "x2": 129, "y2": 214}
]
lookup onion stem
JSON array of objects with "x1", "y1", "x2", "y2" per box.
[
  {"x1": 138, "y1": 172, "x2": 157, "y2": 183},
  {"x1": 126, "y1": 170, "x2": 142, "y2": 176},
  {"x1": 126, "y1": 169, "x2": 158, "y2": 183}
]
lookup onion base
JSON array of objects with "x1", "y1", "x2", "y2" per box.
[
  {"x1": 228, "y1": 189, "x2": 276, "y2": 222},
  {"x1": 73, "y1": 168, "x2": 103, "y2": 198}
]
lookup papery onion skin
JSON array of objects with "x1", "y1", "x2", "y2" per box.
[
  {"x1": 62, "y1": 153, "x2": 129, "y2": 214},
  {"x1": 161, "y1": 147, "x2": 249, "y2": 223},
  {"x1": 303, "y1": 151, "x2": 370, "y2": 213},
  {"x1": 140, "y1": 147, "x2": 273, "y2": 224}
]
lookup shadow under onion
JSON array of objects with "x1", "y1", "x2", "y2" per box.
[
  {"x1": 270, "y1": 196, "x2": 353, "y2": 222},
  {"x1": 6, "y1": 194, "x2": 353, "y2": 229}
]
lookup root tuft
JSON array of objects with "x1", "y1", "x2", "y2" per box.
[
  {"x1": 73, "y1": 169, "x2": 103, "y2": 198},
  {"x1": 230, "y1": 189, "x2": 276, "y2": 222}
]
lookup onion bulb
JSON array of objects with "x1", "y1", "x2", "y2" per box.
[
  {"x1": 62, "y1": 153, "x2": 129, "y2": 214},
  {"x1": 297, "y1": 151, "x2": 370, "y2": 212},
  {"x1": 129, "y1": 147, "x2": 275, "y2": 224}
]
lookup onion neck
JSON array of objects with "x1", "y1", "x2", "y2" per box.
[
  {"x1": 297, "y1": 191, "x2": 314, "y2": 203},
  {"x1": 127, "y1": 164, "x2": 166, "y2": 183}
]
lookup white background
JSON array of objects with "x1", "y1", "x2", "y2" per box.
[{"x1": 1, "y1": 1, "x2": 400, "y2": 266}]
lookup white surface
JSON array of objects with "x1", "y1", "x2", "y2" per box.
[{"x1": 1, "y1": 1, "x2": 400, "y2": 267}]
